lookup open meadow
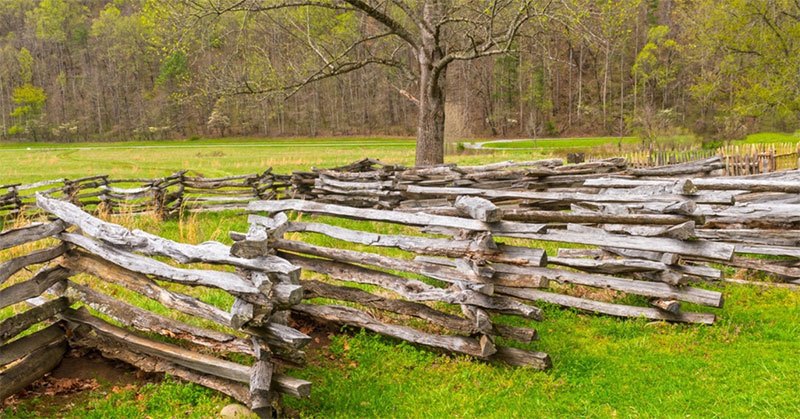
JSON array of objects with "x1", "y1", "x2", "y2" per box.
[{"x1": 1, "y1": 136, "x2": 799, "y2": 418}]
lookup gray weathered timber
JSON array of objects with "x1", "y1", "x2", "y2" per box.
[
  {"x1": 273, "y1": 239, "x2": 493, "y2": 294},
  {"x1": 490, "y1": 346, "x2": 552, "y2": 370},
  {"x1": 59, "y1": 233, "x2": 267, "y2": 303},
  {"x1": 515, "y1": 224, "x2": 734, "y2": 261},
  {"x1": 284, "y1": 223, "x2": 546, "y2": 267},
  {"x1": 36, "y1": 194, "x2": 299, "y2": 279},
  {"x1": 293, "y1": 303, "x2": 497, "y2": 359},
  {"x1": 500, "y1": 265, "x2": 722, "y2": 307},
  {"x1": 651, "y1": 299, "x2": 681, "y2": 314},
  {"x1": 280, "y1": 252, "x2": 542, "y2": 319},
  {"x1": 0, "y1": 221, "x2": 66, "y2": 251},
  {"x1": 406, "y1": 185, "x2": 731, "y2": 205},
  {"x1": 285, "y1": 221, "x2": 498, "y2": 257},
  {"x1": 62, "y1": 307, "x2": 311, "y2": 397},
  {"x1": 571, "y1": 201, "x2": 698, "y2": 216},
  {"x1": 695, "y1": 229, "x2": 800, "y2": 246},
  {"x1": 454, "y1": 196, "x2": 502, "y2": 222},
  {"x1": 501, "y1": 209, "x2": 694, "y2": 225},
  {"x1": 496, "y1": 286, "x2": 715, "y2": 324},
  {"x1": 0, "y1": 323, "x2": 64, "y2": 366},
  {"x1": 65, "y1": 280, "x2": 252, "y2": 354},
  {"x1": 247, "y1": 199, "x2": 547, "y2": 234},
  {"x1": 0, "y1": 266, "x2": 70, "y2": 310},
  {"x1": 599, "y1": 221, "x2": 696, "y2": 240},
  {"x1": 585, "y1": 176, "x2": 800, "y2": 193},
  {"x1": 604, "y1": 247, "x2": 680, "y2": 265},
  {"x1": 244, "y1": 322, "x2": 312, "y2": 350},
  {"x1": 0, "y1": 339, "x2": 68, "y2": 400},
  {"x1": 414, "y1": 256, "x2": 551, "y2": 289},
  {"x1": 62, "y1": 253, "x2": 236, "y2": 327},
  {"x1": 0, "y1": 244, "x2": 68, "y2": 285},
  {"x1": 300, "y1": 280, "x2": 537, "y2": 343},
  {"x1": 0, "y1": 297, "x2": 69, "y2": 343},
  {"x1": 548, "y1": 257, "x2": 667, "y2": 274},
  {"x1": 69, "y1": 331, "x2": 252, "y2": 404}
]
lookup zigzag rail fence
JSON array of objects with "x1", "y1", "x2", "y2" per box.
[{"x1": 3, "y1": 156, "x2": 800, "y2": 415}]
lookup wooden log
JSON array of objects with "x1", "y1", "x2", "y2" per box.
[
  {"x1": 0, "y1": 297, "x2": 69, "y2": 343},
  {"x1": 571, "y1": 201, "x2": 698, "y2": 216},
  {"x1": 62, "y1": 253, "x2": 236, "y2": 328},
  {"x1": 293, "y1": 303, "x2": 497, "y2": 358},
  {"x1": 414, "y1": 256, "x2": 551, "y2": 289},
  {"x1": 548, "y1": 257, "x2": 667, "y2": 274},
  {"x1": 244, "y1": 322, "x2": 312, "y2": 350},
  {"x1": 454, "y1": 196, "x2": 501, "y2": 222},
  {"x1": 695, "y1": 229, "x2": 800, "y2": 247},
  {"x1": 64, "y1": 280, "x2": 252, "y2": 354},
  {"x1": 300, "y1": 280, "x2": 537, "y2": 343},
  {"x1": 36, "y1": 194, "x2": 299, "y2": 280},
  {"x1": 502, "y1": 209, "x2": 695, "y2": 225},
  {"x1": 495, "y1": 286, "x2": 715, "y2": 324},
  {"x1": 273, "y1": 239, "x2": 494, "y2": 293},
  {"x1": 512, "y1": 224, "x2": 734, "y2": 261},
  {"x1": 62, "y1": 307, "x2": 311, "y2": 397},
  {"x1": 499, "y1": 265, "x2": 722, "y2": 307},
  {"x1": 285, "y1": 221, "x2": 498, "y2": 258},
  {"x1": 247, "y1": 199, "x2": 547, "y2": 234},
  {"x1": 0, "y1": 323, "x2": 64, "y2": 366},
  {"x1": 0, "y1": 266, "x2": 71, "y2": 310},
  {"x1": 599, "y1": 221, "x2": 696, "y2": 240},
  {"x1": 59, "y1": 233, "x2": 268, "y2": 305},
  {"x1": 604, "y1": 248, "x2": 680, "y2": 265},
  {"x1": 69, "y1": 330, "x2": 252, "y2": 404},
  {"x1": 406, "y1": 185, "x2": 730, "y2": 205},
  {"x1": 489, "y1": 346, "x2": 551, "y2": 370},
  {"x1": 0, "y1": 244, "x2": 68, "y2": 285},
  {"x1": 0, "y1": 221, "x2": 66, "y2": 251},
  {"x1": 280, "y1": 252, "x2": 542, "y2": 319},
  {"x1": 249, "y1": 337, "x2": 275, "y2": 416},
  {"x1": 651, "y1": 299, "x2": 681, "y2": 314},
  {"x1": 0, "y1": 338, "x2": 68, "y2": 400}
]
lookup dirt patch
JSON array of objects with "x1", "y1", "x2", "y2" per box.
[{"x1": 2, "y1": 349, "x2": 160, "y2": 413}]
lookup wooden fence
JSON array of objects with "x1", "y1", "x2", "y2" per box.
[
  {"x1": 615, "y1": 142, "x2": 800, "y2": 174},
  {"x1": 1, "y1": 195, "x2": 310, "y2": 416},
  {"x1": 4, "y1": 156, "x2": 800, "y2": 412}
]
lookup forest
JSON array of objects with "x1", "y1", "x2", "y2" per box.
[{"x1": 0, "y1": 0, "x2": 798, "y2": 144}]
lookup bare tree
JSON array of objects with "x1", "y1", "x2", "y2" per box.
[{"x1": 180, "y1": 0, "x2": 548, "y2": 166}]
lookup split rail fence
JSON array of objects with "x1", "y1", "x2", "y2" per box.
[{"x1": 3, "y1": 155, "x2": 800, "y2": 413}]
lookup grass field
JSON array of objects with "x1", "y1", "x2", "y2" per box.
[
  {"x1": 1, "y1": 136, "x2": 799, "y2": 418},
  {"x1": 0, "y1": 136, "x2": 545, "y2": 185}
]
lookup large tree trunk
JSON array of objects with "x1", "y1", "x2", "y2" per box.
[
  {"x1": 416, "y1": 1, "x2": 447, "y2": 167},
  {"x1": 416, "y1": 63, "x2": 446, "y2": 167}
]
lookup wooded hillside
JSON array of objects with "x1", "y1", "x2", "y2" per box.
[{"x1": 0, "y1": 0, "x2": 798, "y2": 142}]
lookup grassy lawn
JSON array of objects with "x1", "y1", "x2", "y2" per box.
[
  {"x1": 0, "y1": 136, "x2": 547, "y2": 185},
  {"x1": 1, "y1": 136, "x2": 799, "y2": 417},
  {"x1": 742, "y1": 132, "x2": 800, "y2": 144},
  {"x1": 479, "y1": 136, "x2": 640, "y2": 150}
]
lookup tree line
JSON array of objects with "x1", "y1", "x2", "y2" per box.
[{"x1": 1, "y1": 0, "x2": 798, "y2": 149}]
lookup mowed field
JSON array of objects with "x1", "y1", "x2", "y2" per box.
[
  {"x1": 2, "y1": 136, "x2": 799, "y2": 418},
  {"x1": 0, "y1": 136, "x2": 543, "y2": 184}
]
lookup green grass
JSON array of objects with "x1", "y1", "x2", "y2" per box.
[
  {"x1": 480, "y1": 136, "x2": 640, "y2": 150},
  {"x1": 741, "y1": 132, "x2": 800, "y2": 144},
  {"x1": 1, "y1": 136, "x2": 799, "y2": 417},
  {"x1": 0, "y1": 136, "x2": 547, "y2": 184}
]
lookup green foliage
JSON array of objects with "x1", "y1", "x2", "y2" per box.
[
  {"x1": 156, "y1": 51, "x2": 189, "y2": 86},
  {"x1": 17, "y1": 47, "x2": 33, "y2": 84},
  {"x1": 9, "y1": 83, "x2": 47, "y2": 139},
  {"x1": 26, "y1": 0, "x2": 88, "y2": 45}
]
